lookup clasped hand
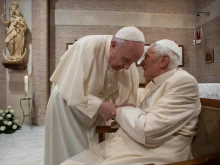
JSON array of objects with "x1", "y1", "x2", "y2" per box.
[
  {"x1": 98, "y1": 102, "x2": 117, "y2": 121},
  {"x1": 97, "y1": 102, "x2": 135, "y2": 121}
]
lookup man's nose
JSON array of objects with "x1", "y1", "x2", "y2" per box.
[{"x1": 123, "y1": 64, "x2": 130, "y2": 70}]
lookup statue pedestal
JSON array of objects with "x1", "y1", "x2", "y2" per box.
[{"x1": 2, "y1": 61, "x2": 27, "y2": 70}]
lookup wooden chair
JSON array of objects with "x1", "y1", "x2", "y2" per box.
[
  {"x1": 96, "y1": 126, "x2": 118, "y2": 143},
  {"x1": 162, "y1": 152, "x2": 220, "y2": 165}
]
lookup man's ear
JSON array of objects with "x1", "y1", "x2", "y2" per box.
[
  {"x1": 110, "y1": 40, "x2": 116, "y2": 53},
  {"x1": 161, "y1": 55, "x2": 170, "y2": 68}
]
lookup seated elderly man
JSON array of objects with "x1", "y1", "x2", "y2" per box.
[{"x1": 60, "y1": 39, "x2": 201, "y2": 165}]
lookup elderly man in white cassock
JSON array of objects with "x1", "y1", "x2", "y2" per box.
[
  {"x1": 60, "y1": 39, "x2": 201, "y2": 165},
  {"x1": 44, "y1": 26, "x2": 145, "y2": 165}
]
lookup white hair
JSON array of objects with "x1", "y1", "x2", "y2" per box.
[
  {"x1": 112, "y1": 36, "x2": 126, "y2": 47},
  {"x1": 151, "y1": 43, "x2": 179, "y2": 69}
]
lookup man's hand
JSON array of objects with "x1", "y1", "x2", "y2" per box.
[{"x1": 97, "y1": 102, "x2": 117, "y2": 121}]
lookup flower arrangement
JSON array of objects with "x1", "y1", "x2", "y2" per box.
[{"x1": 0, "y1": 106, "x2": 21, "y2": 134}]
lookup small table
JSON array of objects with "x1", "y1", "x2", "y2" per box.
[{"x1": 20, "y1": 97, "x2": 33, "y2": 128}]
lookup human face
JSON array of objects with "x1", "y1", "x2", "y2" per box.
[
  {"x1": 109, "y1": 41, "x2": 144, "y2": 70},
  {"x1": 140, "y1": 46, "x2": 164, "y2": 81}
]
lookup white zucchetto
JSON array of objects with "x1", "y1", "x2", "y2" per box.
[
  {"x1": 155, "y1": 39, "x2": 180, "y2": 57},
  {"x1": 115, "y1": 26, "x2": 145, "y2": 43}
]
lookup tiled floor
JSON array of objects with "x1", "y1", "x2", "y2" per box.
[{"x1": 0, "y1": 124, "x2": 44, "y2": 165}]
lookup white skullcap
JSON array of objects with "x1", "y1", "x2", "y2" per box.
[
  {"x1": 115, "y1": 26, "x2": 145, "y2": 43},
  {"x1": 155, "y1": 39, "x2": 180, "y2": 57}
]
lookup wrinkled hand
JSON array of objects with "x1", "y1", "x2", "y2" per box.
[
  {"x1": 118, "y1": 103, "x2": 135, "y2": 107},
  {"x1": 97, "y1": 102, "x2": 117, "y2": 121}
]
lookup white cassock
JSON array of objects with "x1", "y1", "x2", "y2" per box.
[
  {"x1": 44, "y1": 35, "x2": 139, "y2": 165},
  {"x1": 61, "y1": 68, "x2": 201, "y2": 165}
]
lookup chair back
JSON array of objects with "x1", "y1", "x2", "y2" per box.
[{"x1": 191, "y1": 106, "x2": 220, "y2": 158}]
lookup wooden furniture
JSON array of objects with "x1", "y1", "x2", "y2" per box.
[
  {"x1": 96, "y1": 126, "x2": 118, "y2": 143},
  {"x1": 200, "y1": 98, "x2": 220, "y2": 108},
  {"x1": 162, "y1": 152, "x2": 220, "y2": 165}
]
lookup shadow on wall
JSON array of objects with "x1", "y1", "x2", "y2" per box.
[
  {"x1": 24, "y1": 28, "x2": 32, "y2": 65},
  {"x1": 8, "y1": 70, "x2": 26, "y2": 94},
  {"x1": 32, "y1": 93, "x2": 38, "y2": 125}
]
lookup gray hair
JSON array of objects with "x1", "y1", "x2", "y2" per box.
[
  {"x1": 150, "y1": 43, "x2": 179, "y2": 69},
  {"x1": 112, "y1": 36, "x2": 127, "y2": 47}
]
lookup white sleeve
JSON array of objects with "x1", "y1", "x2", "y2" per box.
[{"x1": 75, "y1": 95, "x2": 103, "y2": 118}]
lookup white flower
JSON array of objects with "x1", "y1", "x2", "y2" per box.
[
  {"x1": 0, "y1": 126, "x2": 6, "y2": 131},
  {"x1": 5, "y1": 110, "x2": 9, "y2": 113},
  {"x1": 0, "y1": 109, "x2": 4, "y2": 114},
  {"x1": 7, "y1": 121, "x2": 12, "y2": 126},
  {"x1": 12, "y1": 125, "x2": 17, "y2": 129},
  {"x1": 2, "y1": 113, "x2": 5, "y2": 116},
  {"x1": 9, "y1": 109, "x2": 14, "y2": 114},
  {"x1": 3, "y1": 120, "x2": 7, "y2": 125},
  {"x1": 13, "y1": 119, "x2": 19, "y2": 123},
  {"x1": 7, "y1": 106, "x2": 12, "y2": 109},
  {"x1": 0, "y1": 116, "x2": 3, "y2": 120},
  {"x1": 7, "y1": 114, "x2": 12, "y2": 118}
]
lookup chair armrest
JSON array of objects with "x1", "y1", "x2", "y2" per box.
[
  {"x1": 96, "y1": 126, "x2": 118, "y2": 143},
  {"x1": 96, "y1": 126, "x2": 118, "y2": 133}
]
